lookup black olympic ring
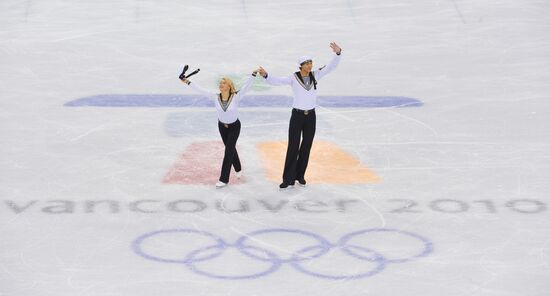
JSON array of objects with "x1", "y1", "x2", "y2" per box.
[{"x1": 131, "y1": 228, "x2": 433, "y2": 280}]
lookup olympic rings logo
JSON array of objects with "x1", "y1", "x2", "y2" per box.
[{"x1": 132, "y1": 228, "x2": 433, "y2": 280}]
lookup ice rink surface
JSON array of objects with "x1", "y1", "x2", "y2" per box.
[{"x1": 1, "y1": 0, "x2": 549, "y2": 295}]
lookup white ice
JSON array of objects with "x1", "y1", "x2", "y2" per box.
[{"x1": 1, "y1": 0, "x2": 549, "y2": 295}]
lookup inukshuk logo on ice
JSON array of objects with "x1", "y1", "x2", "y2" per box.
[
  {"x1": 65, "y1": 94, "x2": 423, "y2": 185},
  {"x1": 132, "y1": 228, "x2": 433, "y2": 280}
]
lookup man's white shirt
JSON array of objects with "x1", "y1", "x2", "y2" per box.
[{"x1": 263, "y1": 54, "x2": 341, "y2": 110}]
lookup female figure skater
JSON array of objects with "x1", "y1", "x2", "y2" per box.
[{"x1": 180, "y1": 70, "x2": 257, "y2": 188}]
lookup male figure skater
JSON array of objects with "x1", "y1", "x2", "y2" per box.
[{"x1": 258, "y1": 42, "x2": 342, "y2": 189}]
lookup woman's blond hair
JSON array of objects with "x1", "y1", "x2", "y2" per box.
[{"x1": 220, "y1": 77, "x2": 237, "y2": 94}]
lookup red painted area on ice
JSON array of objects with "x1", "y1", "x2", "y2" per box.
[{"x1": 163, "y1": 141, "x2": 245, "y2": 185}]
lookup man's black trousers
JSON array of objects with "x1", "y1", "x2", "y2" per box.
[{"x1": 282, "y1": 108, "x2": 316, "y2": 183}]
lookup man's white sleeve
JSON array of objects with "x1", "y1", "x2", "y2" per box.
[
  {"x1": 265, "y1": 75, "x2": 292, "y2": 86},
  {"x1": 314, "y1": 54, "x2": 341, "y2": 81}
]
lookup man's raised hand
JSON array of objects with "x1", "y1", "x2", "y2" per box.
[{"x1": 330, "y1": 42, "x2": 342, "y2": 54}]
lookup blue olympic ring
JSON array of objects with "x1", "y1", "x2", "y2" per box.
[{"x1": 132, "y1": 228, "x2": 433, "y2": 280}]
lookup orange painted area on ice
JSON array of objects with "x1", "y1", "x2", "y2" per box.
[{"x1": 257, "y1": 140, "x2": 380, "y2": 184}]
